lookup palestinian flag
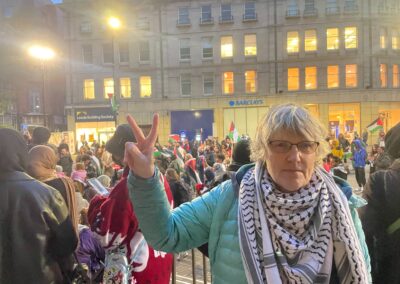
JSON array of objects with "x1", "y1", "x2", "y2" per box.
[
  {"x1": 107, "y1": 93, "x2": 118, "y2": 112},
  {"x1": 168, "y1": 134, "x2": 180, "y2": 143},
  {"x1": 367, "y1": 118, "x2": 384, "y2": 133},
  {"x1": 228, "y1": 121, "x2": 240, "y2": 143}
]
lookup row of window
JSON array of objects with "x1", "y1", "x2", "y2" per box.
[
  {"x1": 178, "y1": 2, "x2": 256, "y2": 25},
  {"x1": 288, "y1": 64, "x2": 399, "y2": 91},
  {"x1": 83, "y1": 76, "x2": 152, "y2": 100},
  {"x1": 82, "y1": 64, "x2": 399, "y2": 99}
]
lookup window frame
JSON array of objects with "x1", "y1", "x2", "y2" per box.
[
  {"x1": 305, "y1": 66, "x2": 317, "y2": 90},
  {"x1": 103, "y1": 78, "x2": 114, "y2": 99},
  {"x1": 344, "y1": 27, "x2": 358, "y2": 49},
  {"x1": 102, "y1": 43, "x2": 114, "y2": 64},
  {"x1": 304, "y1": 29, "x2": 317, "y2": 52},
  {"x1": 287, "y1": 67, "x2": 300, "y2": 91},
  {"x1": 83, "y1": 79, "x2": 95, "y2": 100},
  {"x1": 244, "y1": 34, "x2": 257, "y2": 56},
  {"x1": 139, "y1": 41, "x2": 150, "y2": 62},
  {"x1": 118, "y1": 42, "x2": 130, "y2": 64},
  {"x1": 179, "y1": 38, "x2": 191, "y2": 60},
  {"x1": 180, "y1": 74, "x2": 192, "y2": 96},
  {"x1": 345, "y1": 64, "x2": 357, "y2": 88},
  {"x1": 140, "y1": 76, "x2": 152, "y2": 98},
  {"x1": 380, "y1": 64, "x2": 388, "y2": 88},
  {"x1": 202, "y1": 37, "x2": 213, "y2": 59},
  {"x1": 178, "y1": 7, "x2": 190, "y2": 25},
  {"x1": 220, "y1": 36, "x2": 233, "y2": 58},
  {"x1": 244, "y1": 2, "x2": 256, "y2": 19},
  {"x1": 287, "y1": 31, "x2": 300, "y2": 54},
  {"x1": 203, "y1": 73, "x2": 214, "y2": 95},
  {"x1": 393, "y1": 64, "x2": 399, "y2": 88},
  {"x1": 82, "y1": 44, "x2": 93, "y2": 64},
  {"x1": 201, "y1": 5, "x2": 212, "y2": 22},
  {"x1": 245, "y1": 70, "x2": 257, "y2": 93},
  {"x1": 327, "y1": 65, "x2": 339, "y2": 89},
  {"x1": 220, "y1": 3, "x2": 232, "y2": 21},
  {"x1": 120, "y1": 77, "x2": 131, "y2": 99},
  {"x1": 222, "y1": 71, "x2": 234, "y2": 94},
  {"x1": 326, "y1": 28, "x2": 339, "y2": 51}
]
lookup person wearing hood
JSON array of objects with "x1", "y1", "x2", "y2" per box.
[
  {"x1": 352, "y1": 139, "x2": 367, "y2": 192},
  {"x1": 0, "y1": 129, "x2": 78, "y2": 283},
  {"x1": 361, "y1": 122, "x2": 400, "y2": 283}
]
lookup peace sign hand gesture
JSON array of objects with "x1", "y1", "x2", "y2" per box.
[{"x1": 124, "y1": 114, "x2": 159, "y2": 179}]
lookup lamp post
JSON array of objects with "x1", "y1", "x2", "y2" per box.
[
  {"x1": 107, "y1": 17, "x2": 121, "y2": 127},
  {"x1": 28, "y1": 45, "x2": 55, "y2": 127}
]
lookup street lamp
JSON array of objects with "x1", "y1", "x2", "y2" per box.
[
  {"x1": 28, "y1": 45, "x2": 55, "y2": 127},
  {"x1": 107, "y1": 17, "x2": 121, "y2": 127}
]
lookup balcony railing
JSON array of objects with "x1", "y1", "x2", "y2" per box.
[
  {"x1": 286, "y1": 9, "x2": 300, "y2": 18},
  {"x1": 219, "y1": 15, "x2": 234, "y2": 23},
  {"x1": 176, "y1": 18, "x2": 191, "y2": 27},
  {"x1": 200, "y1": 16, "x2": 214, "y2": 25},
  {"x1": 326, "y1": 6, "x2": 340, "y2": 15},
  {"x1": 303, "y1": 8, "x2": 318, "y2": 17},
  {"x1": 242, "y1": 12, "x2": 257, "y2": 22}
]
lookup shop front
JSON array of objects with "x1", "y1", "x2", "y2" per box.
[
  {"x1": 328, "y1": 103, "x2": 360, "y2": 140},
  {"x1": 74, "y1": 108, "x2": 116, "y2": 148}
]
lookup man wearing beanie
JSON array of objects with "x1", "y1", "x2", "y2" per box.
[
  {"x1": 361, "y1": 122, "x2": 400, "y2": 283},
  {"x1": 87, "y1": 124, "x2": 173, "y2": 284}
]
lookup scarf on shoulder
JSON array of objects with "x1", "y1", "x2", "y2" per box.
[{"x1": 238, "y1": 162, "x2": 368, "y2": 284}]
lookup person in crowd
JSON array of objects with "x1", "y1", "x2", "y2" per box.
[
  {"x1": 87, "y1": 150, "x2": 102, "y2": 176},
  {"x1": 331, "y1": 156, "x2": 348, "y2": 180},
  {"x1": 362, "y1": 128, "x2": 369, "y2": 145},
  {"x1": 323, "y1": 153, "x2": 334, "y2": 172},
  {"x1": 101, "y1": 146, "x2": 114, "y2": 178},
  {"x1": 331, "y1": 139, "x2": 344, "y2": 160},
  {"x1": 168, "y1": 153, "x2": 184, "y2": 176},
  {"x1": 165, "y1": 168, "x2": 192, "y2": 208},
  {"x1": 377, "y1": 130, "x2": 385, "y2": 148},
  {"x1": 181, "y1": 157, "x2": 202, "y2": 194},
  {"x1": 125, "y1": 104, "x2": 370, "y2": 283},
  {"x1": 374, "y1": 146, "x2": 392, "y2": 171},
  {"x1": 196, "y1": 148, "x2": 206, "y2": 183},
  {"x1": 338, "y1": 133, "x2": 351, "y2": 163},
  {"x1": 204, "y1": 145, "x2": 215, "y2": 166},
  {"x1": 352, "y1": 139, "x2": 367, "y2": 192},
  {"x1": 227, "y1": 139, "x2": 251, "y2": 172},
  {"x1": 81, "y1": 154, "x2": 99, "y2": 179},
  {"x1": 361, "y1": 122, "x2": 400, "y2": 283},
  {"x1": 27, "y1": 145, "x2": 80, "y2": 232},
  {"x1": 0, "y1": 128, "x2": 78, "y2": 283},
  {"x1": 367, "y1": 144, "x2": 379, "y2": 175},
  {"x1": 27, "y1": 126, "x2": 58, "y2": 154},
  {"x1": 58, "y1": 143, "x2": 73, "y2": 177},
  {"x1": 88, "y1": 124, "x2": 173, "y2": 284}
]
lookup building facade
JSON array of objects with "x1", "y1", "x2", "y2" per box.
[{"x1": 61, "y1": 0, "x2": 400, "y2": 146}]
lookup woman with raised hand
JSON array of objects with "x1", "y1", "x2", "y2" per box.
[{"x1": 125, "y1": 103, "x2": 370, "y2": 284}]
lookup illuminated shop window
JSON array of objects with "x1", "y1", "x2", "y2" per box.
[
  {"x1": 120, "y1": 78, "x2": 131, "y2": 98},
  {"x1": 380, "y1": 28, "x2": 387, "y2": 49},
  {"x1": 287, "y1": 68, "x2": 299, "y2": 91},
  {"x1": 221, "y1": 36, "x2": 233, "y2": 58},
  {"x1": 104, "y1": 78, "x2": 114, "y2": 99},
  {"x1": 328, "y1": 103, "x2": 360, "y2": 139},
  {"x1": 392, "y1": 30, "x2": 400, "y2": 50},
  {"x1": 380, "y1": 64, "x2": 387, "y2": 88},
  {"x1": 287, "y1": 31, "x2": 299, "y2": 53},
  {"x1": 344, "y1": 27, "x2": 357, "y2": 49},
  {"x1": 244, "y1": 34, "x2": 257, "y2": 56},
  {"x1": 245, "y1": 70, "x2": 257, "y2": 93},
  {"x1": 345, "y1": 64, "x2": 357, "y2": 88},
  {"x1": 304, "y1": 29, "x2": 317, "y2": 52},
  {"x1": 223, "y1": 71, "x2": 234, "y2": 94},
  {"x1": 83, "y1": 79, "x2": 95, "y2": 100},
  {"x1": 393, "y1": 64, "x2": 399, "y2": 88},
  {"x1": 327, "y1": 65, "x2": 339, "y2": 88},
  {"x1": 140, "y1": 76, "x2": 151, "y2": 97},
  {"x1": 327, "y1": 28, "x2": 339, "y2": 50},
  {"x1": 305, "y1": 66, "x2": 317, "y2": 90}
]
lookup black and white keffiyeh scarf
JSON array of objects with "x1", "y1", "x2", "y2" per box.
[{"x1": 238, "y1": 162, "x2": 368, "y2": 284}]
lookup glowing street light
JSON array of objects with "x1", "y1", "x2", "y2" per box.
[
  {"x1": 108, "y1": 17, "x2": 121, "y2": 30},
  {"x1": 28, "y1": 44, "x2": 55, "y2": 127}
]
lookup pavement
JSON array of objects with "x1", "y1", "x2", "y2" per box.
[{"x1": 172, "y1": 164, "x2": 371, "y2": 283}]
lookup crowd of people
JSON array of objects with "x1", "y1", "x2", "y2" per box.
[{"x1": 1, "y1": 103, "x2": 400, "y2": 283}]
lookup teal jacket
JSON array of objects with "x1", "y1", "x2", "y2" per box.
[{"x1": 128, "y1": 165, "x2": 371, "y2": 284}]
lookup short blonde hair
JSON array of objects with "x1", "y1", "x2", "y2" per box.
[{"x1": 250, "y1": 103, "x2": 329, "y2": 165}]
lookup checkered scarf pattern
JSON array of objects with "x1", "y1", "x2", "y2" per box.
[{"x1": 238, "y1": 163, "x2": 369, "y2": 284}]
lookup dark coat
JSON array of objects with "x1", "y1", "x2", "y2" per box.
[
  {"x1": 0, "y1": 171, "x2": 78, "y2": 284},
  {"x1": 168, "y1": 180, "x2": 192, "y2": 208},
  {"x1": 361, "y1": 159, "x2": 400, "y2": 284}
]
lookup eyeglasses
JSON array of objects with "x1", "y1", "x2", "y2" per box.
[{"x1": 268, "y1": 140, "x2": 319, "y2": 154}]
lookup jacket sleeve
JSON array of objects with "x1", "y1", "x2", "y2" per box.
[{"x1": 127, "y1": 168, "x2": 219, "y2": 253}]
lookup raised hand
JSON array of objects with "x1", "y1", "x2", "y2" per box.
[{"x1": 124, "y1": 113, "x2": 159, "y2": 179}]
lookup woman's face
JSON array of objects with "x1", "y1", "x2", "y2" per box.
[{"x1": 265, "y1": 131, "x2": 317, "y2": 193}]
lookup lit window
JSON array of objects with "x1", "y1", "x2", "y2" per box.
[
  {"x1": 245, "y1": 70, "x2": 257, "y2": 93},
  {"x1": 203, "y1": 73, "x2": 214, "y2": 95},
  {"x1": 103, "y1": 43, "x2": 113, "y2": 63},
  {"x1": 345, "y1": 64, "x2": 357, "y2": 88},
  {"x1": 244, "y1": 34, "x2": 257, "y2": 56},
  {"x1": 223, "y1": 72, "x2": 234, "y2": 94},
  {"x1": 380, "y1": 64, "x2": 387, "y2": 88},
  {"x1": 181, "y1": 74, "x2": 191, "y2": 96},
  {"x1": 327, "y1": 65, "x2": 339, "y2": 88},
  {"x1": 140, "y1": 76, "x2": 151, "y2": 97},
  {"x1": 393, "y1": 64, "x2": 399, "y2": 88},
  {"x1": 221, "y1": 36, "x2": 233, "y2": 58},
  {"x1": 305, "y1": 66, "x2": 317, "y2": 90},
  {"x1": 380, "y1": 28, "x2": 387, "y2": 49},
  {"x1": 83, "y1": 79, "x2": 95, "y2": 100},
  {"x1": 104, "y1": 78, "x2": 114, "y2": 99},
  {"x1": 119, "y1": 42, "x2": 129, "y2": 63},
  {"x1": 82, "y1": 45, "x2": 93, "y2": 64},
  {"x1": 120, "y1": 78, "x2": 131, "y2": 98},
  {"x1": 344, "y1": 27, "x2": 357, "y2": 49},
  {"x1": 178, "y1": 7, "x2": 190, "y2": 25},
  {"x1": 202, "y1": 37, "x2": 213, "y2": 59},
  {"x1": 139, "y1": 41, "x2": 150, "y2": 61},
  {"x1": 287, "y1": 31, "x2": 299, "y2": 53},
  {"x1": 287, "y1": 68, "x2": 299, "y2": 91},
  {"x1": 327, "y1": 28, "x2": 339, "y2": 50},
  {"x1": 392, "y1": 30, "x2": 400, "y2": 50},
  {"x1": 180, "y1": 38, "x2": 190, "y2": 60},
  {"x1": 304, "y1": 30, "x2": 317, "y2": 52}
]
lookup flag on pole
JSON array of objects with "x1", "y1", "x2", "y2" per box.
[
  {"x1": 108, "y1": 93, "x2": 118, "y2": 112},
  {"x1": 228, "y1": 121, "x2": 240, "y2": 143},
  {"x1": 168, "y1": 134, "x2": 180, "y2": 143},
  {"x1": 367, "y1": 117, "x2": 384, "y2": 133}
]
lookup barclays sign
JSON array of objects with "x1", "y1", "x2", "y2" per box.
[{"x1": 228, "y1": 99, "x2": 264, "y2": 107}]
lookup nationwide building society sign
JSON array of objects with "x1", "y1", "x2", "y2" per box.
[
  {"x1": 228, "y1": 99, "x2": 264, "y2": 107},
  {"x1": 75, "y1": 108, "x2": 115, "y2": 122}
]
